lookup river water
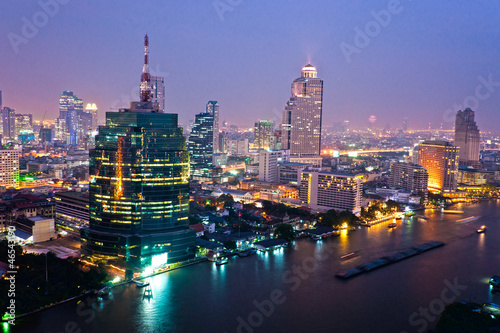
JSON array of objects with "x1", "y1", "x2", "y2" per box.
[{"x1": 9, "y1": 200, "x2": 500, "y2": 333}]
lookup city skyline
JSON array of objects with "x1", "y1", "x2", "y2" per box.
[{"x1": 1, "y1": 1, "x2": 500, "y2": 131}]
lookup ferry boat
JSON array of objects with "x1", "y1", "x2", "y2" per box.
[
  {"x1": 477, "y1": 225, "x2": 487, "y2": 233},
  {"x1": 340, "y1": 251, "x2": 361, "y2": 260},
  {"x1": 490, "y1": 275, "x2": 500, "y2": 289},
  {"x1": 133, "y1": 279, "x2": 150, "y2": 288},
  {"x1": 215, "y1": 257, "x2": 229, "y2": 266},
  {"x1": 237, "y1": 249, "x2": 256, "y2": 258},
  {"x1": 388, "y1": 220, "x2": 397, "y2": 228}
]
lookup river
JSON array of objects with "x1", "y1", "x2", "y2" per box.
[{"x1": 8, "y1": 200, "x2": 500, "y2": 333}]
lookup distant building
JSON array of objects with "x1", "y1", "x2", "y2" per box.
[
  {"x1": 14, "y1": 114, "x2": 33, "y2": 140},
  {"x1": 0, "y1": 149, "x2": 19, "y2": 188},
  {"x1": 254, "y1": 120, "x2": 274, "y2": 150},
  {"x1": 226, "y1": 139, "x2": 249, "y2": 155},
  {"x1": 389, "y1": 162, "x2": 428, "y2": 200},
  {"x1": 40, "y1": 128, "x2": 52, "y2": 143},
  {"x1": 85, "y1": 103, "x2": 99, "y2": 133},
  {"x1": 454, "y1": 108, "x2": 480, "y2": 167},
  {"x1": 2, "y1": 107, "x2": 16, "y2": 139},
  {"x1": 279, "y1": 162, "x2": 308, "y2": 184},
  {"x1": 282, "y1": 64, "x2": 323, "y2": 156},
  {"x1": 206, "y1": 101, "x2": 220, "y2": 153},
  {"x1": 15, "y1": 216, "x2": 55, "y2": 243},
  {"x1": 188, "y1": 110, "x2": 215, "y2": 172},
  {"x1": 418, "y1": 141, "x2": 458, "y2": 192},
  {"x1": 299, "y1": 171, "x2": 362, "y2": 213},
  {"x1": 259, "y1": 150, "x2": 279, "y2": 183},
  {"x1": 59, "y1": 91, "x2": 83, "y2": 144},
  {"x1": 150, "y1": 76, "x2": 165, "y2": 112}
]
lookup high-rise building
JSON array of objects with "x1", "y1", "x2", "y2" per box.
[
  {"x1": 206, "y1": 101, "x2": 220, "y2": 153},
  {"x1": 282, "y1": 64, "x2": 323, "y2": 156},
  {"x1": 2, "y1": 107, "x2": 16, "y2": 139},
  {"x1": 389, "y1": 162, "x2": 428, "y2": 199},
  {"x1": 188, "y1": 110, "x2": 214, "y2": 172},
  {"x1": 54, "y1": 118, "x2": 67, "y2": 141},
  {"x1": 258, "y1": 150, "x2": 279, "y2": 183},
  {"x1": 85, "y1": 103, "x2": 99, "y2": 133},
  {"x1": 417, "y1": 141, "x2": 459, "y2": 192},
  {"x1": 0, "y1": 149, "x2": 19, "y2": 188},
  {"x1": 150, "y1": 76, "x2": 165, "y2": 112},
  {"x1": 454, "y1": 108, "x2": 480, "y2": 167},
  {"x1": 14, "y1": 114, "x2": 33, "y2": 137},
  {"x1": 402, "y1": 117, "x2": 409, "y2": 131},
  {"x1": 40, "y1": 128, "x2": 52, "y2": 143},
  {"x1": 81, "y1": 35, "x2": 195, "y2": 269},
  {"x1": 299, "y1": 171, "x2": 362, "y2": 213},
  {"x1": 254, "y1": 120, "x2": 274, "y2": 150},
  {"x1": 59, "y1": 91, "x2": 83, "y2": 144}
]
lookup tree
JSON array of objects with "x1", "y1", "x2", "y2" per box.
[
  {"x1": 436, "y1": 302, "x2": 496, "y2": 333},
  {"x1": 274, "y1": 223, "x2": 296, "y2": 242},
  {"x1": 223, "y1": 240, "x2": 237, "y2": 251}
]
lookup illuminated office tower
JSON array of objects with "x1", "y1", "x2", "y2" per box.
[
  {"x1": 282, "y1": 64, "x2": 323, "y2": 156},
  {"x1": 254, "y1": 120, "x2": 274, "y2": 150},
  {"x1": 454, "y1": 108, "x2": 480, "y2": 167},
  {"x1": 150, "y1": 76, "x2": 165, "y2": 112},
  {"x1": 188, "y1": 110, "x2": 214, "y2": 173},
  {"x1": 417, "y1": 141, "x2": 459, "y2": 193},
  {"x1": 81, "y1": 35, "x2": 195, "y2": 269},
  {"x1": 59, "y1": 91, "x2": 83, "y2": 144},
  {"x1": 85, "y1": 103, "x2": 99, "y2": 132},
  {"x1": 206, "y1": 101, "x2": 220, "y2": 153}
]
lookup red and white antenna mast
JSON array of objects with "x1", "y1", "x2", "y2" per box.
[{"x1": 140, "y1": 34, "x2": 152, "y2": 102}]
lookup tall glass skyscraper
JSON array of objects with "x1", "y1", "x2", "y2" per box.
[
  {"x1": 282, "y1": 64, "x2": 323, "y2": 156},
  {"x1": 81, "y1": 36, "x2": 195, "y2": 269},
  {"x1": 59, "y1": 91, "x2": 83, "y2": 144},
  {"x1": 206, "y1": 101, "x2": 220, "y2": 153},
  {"x1": 254, "y1": 120, "x2": 275, "y2": 150},
  {"x1": 454, "y1": 108, "x2": 480, "y2": 167}
]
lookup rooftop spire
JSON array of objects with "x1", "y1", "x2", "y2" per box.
[{"x1": 140, "y1": 34, "x2": 152, "y2": 102}]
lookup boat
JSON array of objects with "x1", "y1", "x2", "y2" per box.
[
  {"x1": 388, "y1": 220, "x2": 397, "y2": 228},
  {"x1": 143, "y1": 285, "x2": 153, "y2": 299},
  {"x1": 340, "y1": 251, "x2": 361, "y2": 260},
  {"x1": 133, "y1": 279, "x2": 150, "y2": 288},
  {"x1": 97, "y1": 286, "x2": 110, "y2": 297},
  {"x1": 490, "y1": 276, "x2": 500, "y2": 289},
  {"x1": 477, "y1": 225, "x2": 487, "y2": 233},
  {"x1": 215, "y1": 257, "x2": 229, "y2": 265},
  {"x1": 237, "y1": 249, "x2": 256, "y2": 258}
]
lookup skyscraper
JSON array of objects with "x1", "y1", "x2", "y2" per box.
[
  {"x1": 254, "y1": 120, "x2": 274, "y2": 150},
  {"x1": 0, "y1": 149, "x2": 19, "y2": 188},
  {"x1": 2, "y1": 107, "x2": 16, "y2": 139},
  {"x1": 282, "y1": 64, "x2": 323, "y2": 156},
  {"x1": 418, "y1": 141, "x2": 459, "y2": 192},
  {"x1": 188, "y1": 110, "x2": 215, "y2": 172},
  {"x1": 454, "y1": 108, "x2": 480, "y2": 167},
  {"x1": 150, "y1": 75, "x2": 165, "y2": 112},
  {"x1": 206, "y1": 101, "x2": 220, "y2": 153},
  {"x1": 82, "y1": 35, "x2": 195, "y2": 269},
  {"x1": 59, "y1": 91, "x2": 83, "y2": 144},
  {"x1": 85, "y1": 103, "x2": 99, "y2": 133}
]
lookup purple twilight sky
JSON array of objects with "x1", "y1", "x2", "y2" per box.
[{"x1": 1, "y1": 0, "x2": 500, "y2": 131}]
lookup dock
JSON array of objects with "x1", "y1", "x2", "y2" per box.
[{"x1": 335, "y1": 241, "x2": 445, "y2": 280}]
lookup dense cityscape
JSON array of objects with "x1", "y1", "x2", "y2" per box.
[{"x1": 1, "y1": 2, "x2": 500, "y2": 333}]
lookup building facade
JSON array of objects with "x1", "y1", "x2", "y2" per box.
[
  {"x1": 0, "y1": 149, "x2": 19, "y2": 188},
  {"x1": 282, "y1": 64, "x2": 323, "y2": 156},
  {"x1": 417, "y1": 141, "x2": 459, "y2": 192},
  {"x1": 55, "y1": 191, "x2": 90, "y2": 238},
  {"x1": 454, "y1": 108, "x2": 480, "y2": 167},
  {"x1": 59, "y1": 91, "x2": 83, "y2": 144},
  {"x1": 389, "y1": 162, "x2": 428, "y2": 199},
  {"x1": 2, "y1": 107, "x2": 16, "y2": 140},
  {"x1": 254, "y1": 120, "x2": 274, "y2": 150},
  {"x1": 300, "y1": 171, "x2": 362, "y2": 213},
  {"x1": 206, "y1": 101, "x2": 220, "y2": 154},
  {"x1": 150, "y1": 76, "x2": 165, "y2": 112}
]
